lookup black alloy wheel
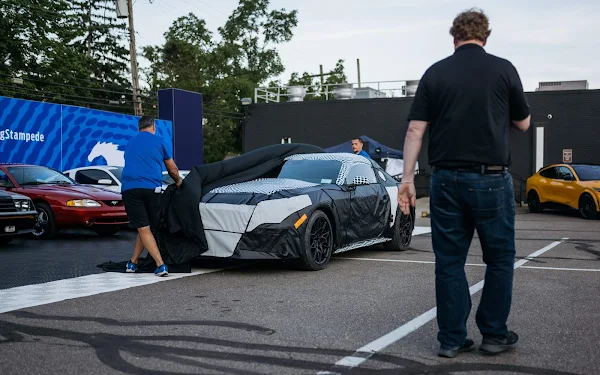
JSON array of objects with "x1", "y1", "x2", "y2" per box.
[
  {"x1": 384, "y1": 206, "x2": 415, "y2": 251},
  {"x1": 579, "y1": 194, "x2": 598, "y2": 220},
  {"x1": 32, "y1": 202, "x2": 57, "y2": 239},
  {"x1": 297, "y1": 210, "x2": 334, "y2": 271},
  {"x1": 528, "y1": 191, "x2": 542, "y2": 213}
]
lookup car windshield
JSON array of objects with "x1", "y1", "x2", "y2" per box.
[
  {"x1": 7, "y1": 166, "x2": 75, "y2": 186},
  {"x1": 107, "y1": 166, "x2": 123, "y2": 181},
  {"x1": 572, "y1": 165, "x2": 600, "y2": 181},
  {"x1": 277, "y1": 159, "x2": 342, "y2": 184}
]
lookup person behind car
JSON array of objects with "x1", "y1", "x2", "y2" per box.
[
  {"x1": 351, "y1": 137, "x2": 370, "y2": 158},
  {"x1": 397, "y1": 8, "x2": 531, "y2": 358},
  {"x1": 121, "y1": 116, "x2": 183, "y2": 276}
]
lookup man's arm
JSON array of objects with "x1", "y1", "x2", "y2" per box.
[
  {"x1": 402, "y1": 120, "x2": 428, "y2": 181},
  {"x1": 164, "y1": 158, "x2": 182, "y2": 186},
  {"x1": 509, "y1": 64, "x2": 531, "y2": 132}
]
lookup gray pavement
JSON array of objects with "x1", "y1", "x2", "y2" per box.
[{"x1": 0, "y1": 207, "x2": 599, "y2": 374}]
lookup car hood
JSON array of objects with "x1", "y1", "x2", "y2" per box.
[
  {"x1": 209, "y1": 178, "x2": 320, "y2": 195},
  {"x1": 0, "y1": 190, "x2": 30, "y2": 200},
  {"x1": 21, "y1": 184, "x2": 122, "y2": 200}
]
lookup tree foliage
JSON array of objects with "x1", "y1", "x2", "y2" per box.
[
  {"x1": 0, "y1": 0, "x2": 134, "y2": 113},
  {"x1": 142, "y1": 0, "x2": 299, "y2": 162}
]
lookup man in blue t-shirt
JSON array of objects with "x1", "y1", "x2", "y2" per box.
[
  {"x1": 351, "y1": 137, "x2": 370, "y2": 158},
  {"x1": 121, "y1": 116, "x2": 183, "y2": 276}
]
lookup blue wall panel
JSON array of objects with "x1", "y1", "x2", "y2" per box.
[{"x1": 0, "y1": 96, "x2": 173, "y2": 171}]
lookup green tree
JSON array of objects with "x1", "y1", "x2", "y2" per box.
[
  {"x1": 0, "y1": 0, "x2": 135, "y2": 114},
  {"x1": 142, "y1": 0, "x2": 299, "y2": 162}
]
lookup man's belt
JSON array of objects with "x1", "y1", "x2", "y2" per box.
[{"x1": 434, "y1": 164, "x2": 508, "y2": 174}]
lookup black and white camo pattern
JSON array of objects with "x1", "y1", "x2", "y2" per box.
[
  {"x1": 333, "y1": 237, "x2": 391, "y2": 254},
  {"x1": 209, "y1": 178, "x2": 319, "y2": 195},
  {"x1": 351, "y1": 176, "x2": 370, "y2": 185},
  {"x1": 286, "y1": 152, "x2": 370, "y2": 185}
]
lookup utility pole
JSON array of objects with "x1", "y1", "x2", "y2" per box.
[
  {"x1": 126, "y1": 0, "x2": 142, "y2": 116},
  {"x1": 357, "y1": 59, "x2": 361, "y2": 88}
]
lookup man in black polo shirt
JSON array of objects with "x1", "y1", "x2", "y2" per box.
[{"x1": 398, "y1": 8, "x2": 531, "y2": 358}]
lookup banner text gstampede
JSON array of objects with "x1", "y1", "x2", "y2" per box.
[{"x1": 0, "y1": 129, "x2": 45, "y2": 142}]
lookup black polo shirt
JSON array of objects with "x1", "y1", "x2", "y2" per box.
[{"x1": 407, "y1": 43, "x2": 530, "y2": 168}]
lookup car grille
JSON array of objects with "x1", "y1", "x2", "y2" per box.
[
  {"x1": 102, "y1": 200, "x2": 123, "y2": 207},
  {"x1": 0, "y1": 199, "x2": 17, "y2": 213}
]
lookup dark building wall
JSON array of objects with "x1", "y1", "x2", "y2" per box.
[
  {"x1": 527, "y1": 90, "x2": 600, "y2": 167},
  {"x1": 244, "y1": 89, "x2": 600, "y2": 198}
]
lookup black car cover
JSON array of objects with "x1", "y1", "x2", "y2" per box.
[{"x1": 155, "y1": 143, "x2": 326, "y2": 266}]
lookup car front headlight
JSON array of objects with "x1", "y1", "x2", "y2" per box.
[
  {"x1": 594, "y1": 187, "x2": 600, "y2": 193},
  {"x1": 14, "y1": 199, "x2": 32, "y2": 211},
  {"x1": 67, "y1": 199, "x2": 101, "y2": 207}
]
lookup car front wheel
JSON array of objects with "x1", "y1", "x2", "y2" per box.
[
  {"x1": 297, "y1": 210, "x2": 334, "y2": 271},
  {"x1": 32, "y1": 202, "x2": 57, "y2": 239},
  {"x1": 579, "y1": 194, "x2": 598, "y2": 220}
]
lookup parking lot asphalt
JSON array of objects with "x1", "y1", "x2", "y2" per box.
[{"x1": 0, "y1": 207, "x2": 599, "y2": 375}]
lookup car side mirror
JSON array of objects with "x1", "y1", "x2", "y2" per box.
[
  {"x1": 97, "y1": 179, "x2": 113, "y2": 185},
  {"x1": 348, "y1": 176, "x2": 370, "y2": 187}
]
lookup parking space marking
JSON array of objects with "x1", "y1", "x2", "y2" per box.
[
  {"x1": 327, "y1": 239, "x2": 568, "y2": 371},
  {"x1": 0, "y1": 268, "x2": 226, "y2": 314},
  {"x1": 0, "y1": 227, "x2": 434, "y2": 315},
  {"x1": 339, "y1": 258, "x2": 600, "y2": 272}
]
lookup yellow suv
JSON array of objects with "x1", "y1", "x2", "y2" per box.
[{"x1": 526, "y1": 163, "x2": 600, "y2": 220}]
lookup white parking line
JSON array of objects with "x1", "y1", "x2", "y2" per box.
[
  {"x1": 0, "y1": 268, "x2": 226, "y2": 314},
  {"x1": 327, "y1": 239, "x2": 568, "y2": 371},
  {"x1": 0, "y1": 228, "x2": 434, "y2": 315},
  {"x1": 338, "y1": 257, "x2": 600, "y2": 272}
]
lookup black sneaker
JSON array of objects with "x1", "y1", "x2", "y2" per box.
[
  {"x1": 480, "y1": 331, "x2": 519, "y2": 355},
  {"x1": 438, "y1": 338, "x2": 475, "y2": 358}
]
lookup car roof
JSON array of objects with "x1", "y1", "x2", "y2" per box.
[
  {"x1": 66, "y1": 165, "x2": 122, "y2": 171},
  {"x1": 285, "y1": 152, "x2": 371, "y2": 164}
]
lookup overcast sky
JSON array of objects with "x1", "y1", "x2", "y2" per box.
[{"x1": 132, "y1": 0, "x2": 599, "y2": 92}]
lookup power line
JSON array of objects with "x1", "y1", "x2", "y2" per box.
[
  {"x1": 0, "y1": 74, "x2": 150, "y2": 98},
  {"x1": 0, "y1": 88, "x2": 134, "y2": 112}
]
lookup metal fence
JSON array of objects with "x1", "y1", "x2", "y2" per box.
[{"x1": 254, "y1": 80, "x2": 420, "y2": 103}]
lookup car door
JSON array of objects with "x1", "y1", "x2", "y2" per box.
[
  {"x1": 74, "y1": 169, "x2": 120, "y2": 193},
  {"x1": 537, "y1": 166, "x2": 558, "y2": 204},
  {"x1": 554, "y1": 166, "x2": 578, "y2": 208},
  {"x1": 344, "y1": 163, "x2": 388, "y2": 242}
]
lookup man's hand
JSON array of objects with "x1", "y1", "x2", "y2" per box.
[
  {"x1": 176, "y1": 179, "x2": 183, "y2": 188},
  {"x1": 398, "y1": 182, "x2": 416, "y2": 215}
]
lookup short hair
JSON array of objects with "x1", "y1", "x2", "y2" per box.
[
  {"x1": 138, "y1": 115, "x2": 155, "y2": 130},
  {"x1": 449, "y1": 8, "x2": 491, "y2": 43},
  {"x1": 352, "y1": 137, "x2": 363, "y2": 144}
]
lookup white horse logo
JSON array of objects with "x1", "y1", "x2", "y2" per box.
[{"x1": 87, "y1": 141, "x2": 125, "y2": 166}]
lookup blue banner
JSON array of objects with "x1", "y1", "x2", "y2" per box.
[{"x1": 0, "y1": 96, "x2": 173, "y2": 171}]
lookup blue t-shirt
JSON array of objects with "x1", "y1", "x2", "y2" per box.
[
  {"x1": 121, "y1": 132, "x2": 172, "y2": 192},
  {"x1": 357, "y1": 150, "x2": 370, "y2": 158}
]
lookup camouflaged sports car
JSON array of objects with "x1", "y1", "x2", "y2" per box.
[{"x1": 195, "y1": 152, "x2": 416, "y2": 270}]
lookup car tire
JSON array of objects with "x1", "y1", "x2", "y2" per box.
[
  {"x1": 296, "y1": 210, "x2": 334, "y2": 271},
  {"x1": 0, "y1": 237, "x2": 12, "y2": 245},
  {"x1": 94, "y1": 226, "x2": 120, "y2": 236},
  {"x1": 384, "y1": 205, "x2": 415, "y2": 251},
  {"x1": 31, "y1": 202, "x2": 57, "y2": 239},
  {"x1": 579, "y1": 194, "x2": 598, "y2": 220},
  {"x1": 527, "y1": 191, "x2": 542, "y2": 213}
]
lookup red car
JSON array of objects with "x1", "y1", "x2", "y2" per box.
[{"x1": 0, "y1": 164, "x2": 129, "y2": 238}]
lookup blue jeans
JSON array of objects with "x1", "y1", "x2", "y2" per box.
[{"x1": 429, "y1": 167, "x2": 515, "y2": 349}]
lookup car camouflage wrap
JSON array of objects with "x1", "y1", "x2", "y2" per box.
[{"x1": 153, "y1": 143, "x2": 410, "y2": 270}]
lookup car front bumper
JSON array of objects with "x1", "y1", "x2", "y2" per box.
[
  {"x1": 0, "y1": 210, "x2": 39, "y2": 236},
  {"x1": 54, "y1": 206, "x2": 129, "y2": 228}
]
